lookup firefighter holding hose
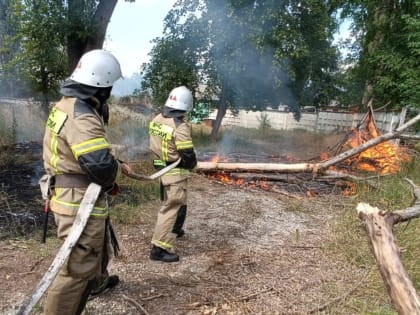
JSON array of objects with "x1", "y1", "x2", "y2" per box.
[
  {"x1": 149, "y1": 86, "x2": 197, "y2": 262},
  {"x1": 42, "y1": 49, "x2": 132, "y2": 314}
]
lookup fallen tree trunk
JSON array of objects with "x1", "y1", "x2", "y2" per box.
[
  {"x1": 196, "y1": 161, "x2": 314, "y2": 173},
  {"x1": 356, "y1": 178, "x2": 420, "y2": 315},
  {"x1": 196, "y1": 113, "x2": 420, "y2": 174}
]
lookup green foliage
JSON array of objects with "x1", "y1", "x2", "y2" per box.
[
  {"x1": 0, "y1": 0, "x2": 121, "y2": 105},
  {"x1": 0, "y1": 0, "x2": 68, "y2": 107},
  {"x1": 340, "y1": 0, "x2": 420, "y2": 110},
  {"x1": 140, "y1": 29, "x2": 201, "y2": 110},
  {"x1": 142, "y1": 0, "x2": 340, "y2": 136},
  {"x1": 188, "y1": 102, "x2": 210, "y2": 123}
]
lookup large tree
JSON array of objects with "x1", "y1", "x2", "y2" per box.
[
  {"x1": 339, "y1": 0, "x2": 420, "y2": 111},
  {"x1": 142, "y1": 0, "x2": 340, "y2": 139},
  {"x1": 13, "y1": 0, "x2": 68, "y2": 110},
  {"x1": 65, "y1": 0, "x2": 125, "y2": 72},
  {"x1": 0, "y1": 0, "x2": 134, "y2": 113}
]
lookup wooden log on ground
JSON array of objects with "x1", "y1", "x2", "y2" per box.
[
  {"x1": 196, "y1": 161, "x2": 315, "y2": 173},
  {"x1": 357, "y1": 179, "x2": 420, "y2": 315}
]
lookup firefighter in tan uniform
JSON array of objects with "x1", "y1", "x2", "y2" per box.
[
  {"x1": 149, "y1": 86, "x2": 197, "y2": 262},
  {"x1": 42, "y1": 50, "x2": 132, "y2": 315}
]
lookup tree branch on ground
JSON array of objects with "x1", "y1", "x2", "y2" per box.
[{"x1": 356, "y1": 178, "x2": 420, "y2": 315}]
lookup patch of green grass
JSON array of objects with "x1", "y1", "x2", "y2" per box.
[
  {"x1": 354, "y1": 158, "x2": 420, "y2": 209},
  {"x1": 109, "y1": 162, "x2": 160, "y2": 225}
]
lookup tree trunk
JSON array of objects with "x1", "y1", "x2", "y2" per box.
[
  {"x1": 210, "y1": 79, "x2": 228, "y2": 141},
  {"x1": 67, "y1": 0, "x2": 117, "y2": 72},
  {"x1": 196, "y1": 161, "x2": 314, "y2": 173},
  {"x1": 84, "y1": 0, "x2": 117, "y2": 52}
]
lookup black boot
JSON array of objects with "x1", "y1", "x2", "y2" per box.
[
  {"x1": 150, "y1": 245, "x2": 179, "y2": 262},
  {"x1": 88, "y1": 275, "x2": 120, "y2": 300},
  {"x1": 172, "y1": 205, "x2": 187, "y2": 238}
]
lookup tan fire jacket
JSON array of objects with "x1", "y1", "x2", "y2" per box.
[
  {"x1": 43, "y1": 97, "x2": 120, "y2": 217},
  {"x1": 149, "y1": 113, "x2": 194, "y2": 185}
]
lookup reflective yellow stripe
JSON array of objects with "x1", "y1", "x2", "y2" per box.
[
  {"x1": 71, "y1": 137, "x2": 109, "y2": 159},
  {"x1": 153, "y1": 160, "x2": 166, "y2": 166},
  {"x1": 162, "y1": 139, "x2": 169, "y2": 161},
  {"x1": 156, "y1": 240, "x2": 173, "y2": 249},
  {"x1": 149, "y1": 121, "x2": 174, "y2": 162},
  {"x1": 149, "y1": 121, "x2": 173, "y2": 141},
  {"x1": 49, "y1": 133, "x2": 60, "y2": 173},
  {"x1": 166, "y1": 168, "x2": 191, "y2": 176},
  {"x1": 51, "y1": 196, "x2": 108, "y2": 217},
  {"x1": 176, "y1": 140, "x2": 193, "y2": 150}
]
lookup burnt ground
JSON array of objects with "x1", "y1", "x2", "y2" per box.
[{"x1": 0, "y1": 140, "x2": 372, "y2": 315}]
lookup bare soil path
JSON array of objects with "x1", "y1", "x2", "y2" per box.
[
  {"x1": 0, "y1": 131, "x2": 378, "y2": 315},
  {"x1": 0, "y1": 170, "x2": 364, "y2": 315}
]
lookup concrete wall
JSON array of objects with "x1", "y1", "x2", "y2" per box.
[
  {"x1": 209, "y1": 109, "x2": 401, "y2": 133},
  {"x1": 0, "y1": 98, "x2": 45, "y2": 143}
]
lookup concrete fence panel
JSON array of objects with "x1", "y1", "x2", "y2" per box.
[{"x1": 208, "y1": 109, "x2": 401, "y2": 133}]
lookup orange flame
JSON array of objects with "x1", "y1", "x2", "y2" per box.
[
  {"x1": 321, "y1": 110, "x2": 411, "y2": 175},
  {"x1": 210, "y1": 154, "x2": 229, "y2": 163},
  {"x1": 343, "y1": 111, "x2": 411, "y2": 174}
]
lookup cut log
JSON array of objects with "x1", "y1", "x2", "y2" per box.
[
  {"x1": 357, "y1": 179, "x2": 420, "y2": 315},
  {"x1": 17, "y1": 183, "x2": 102, "y2": 315},
  {"x1": 196, "y1": 161, "x2": 315, "y2": 173}
]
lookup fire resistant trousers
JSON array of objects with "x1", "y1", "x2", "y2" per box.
[
  {"x1": 44, "y1": 213, "x2": 108, "y2": 315},
  {"x1": 151, "y1": 179, "x2": 187, "y2": 251}
]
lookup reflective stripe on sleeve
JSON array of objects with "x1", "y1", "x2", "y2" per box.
[
  {"x1": 71, "y1": 137, "x2": 109, "y2": 160},
  {"x1": 153, "y1": 160, "x2": 167, "y2": 167},
  {"x1": 175, "y1": 140, "x2": 194, "y2": 150}
]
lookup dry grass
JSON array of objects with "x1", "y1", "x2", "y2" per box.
[{"x1": 1, "y1": 105, "x2": 419, "y2": 314}]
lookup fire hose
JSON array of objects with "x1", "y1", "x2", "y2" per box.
[
  {"x1": 123, "y1": 158, "x2": 181, "y2": 180},
  {"x1": 19, "y1": 159, "x2": 181, "y2": 315},
  {"x1": 17, "y1": 183, "x2": 102, "y2": 315}
]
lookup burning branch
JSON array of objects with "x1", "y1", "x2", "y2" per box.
[
  {"x1": 196, "y1": 113, "x2": 420, "y2": 175},
  {"x1": 357, "y1": 178, "x2": 420, "y2": 315}
]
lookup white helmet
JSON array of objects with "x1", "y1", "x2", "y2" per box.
[
  {"x1": 70, "y1": 49, "x2": 122, "y2": 87},
  {"x1": 164, "y1": 86, "x2": 193, "y2": 111}
]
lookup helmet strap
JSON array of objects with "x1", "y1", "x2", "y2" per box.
[
  {"x1": 93, "y1": 87, "x2": 112, "y2": 125},
  {"x1": 100, "y1": 103, "x2": 109, "y2": 125}
]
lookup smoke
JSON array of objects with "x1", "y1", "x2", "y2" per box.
[
  {"x1": 0, "y1": 99, "x2": 44, "y2": 145},
  {"x1": 206, "y1": 1, "x2": 297, "y2": 110}
]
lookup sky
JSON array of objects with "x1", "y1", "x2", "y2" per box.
[{"x1": 104, "y1": 0, "x2": 177, "y2": 78}]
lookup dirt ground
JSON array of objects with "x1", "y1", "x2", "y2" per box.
[{"x1": 0, "y1": 138, "x2": 369, "y2": 315}]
